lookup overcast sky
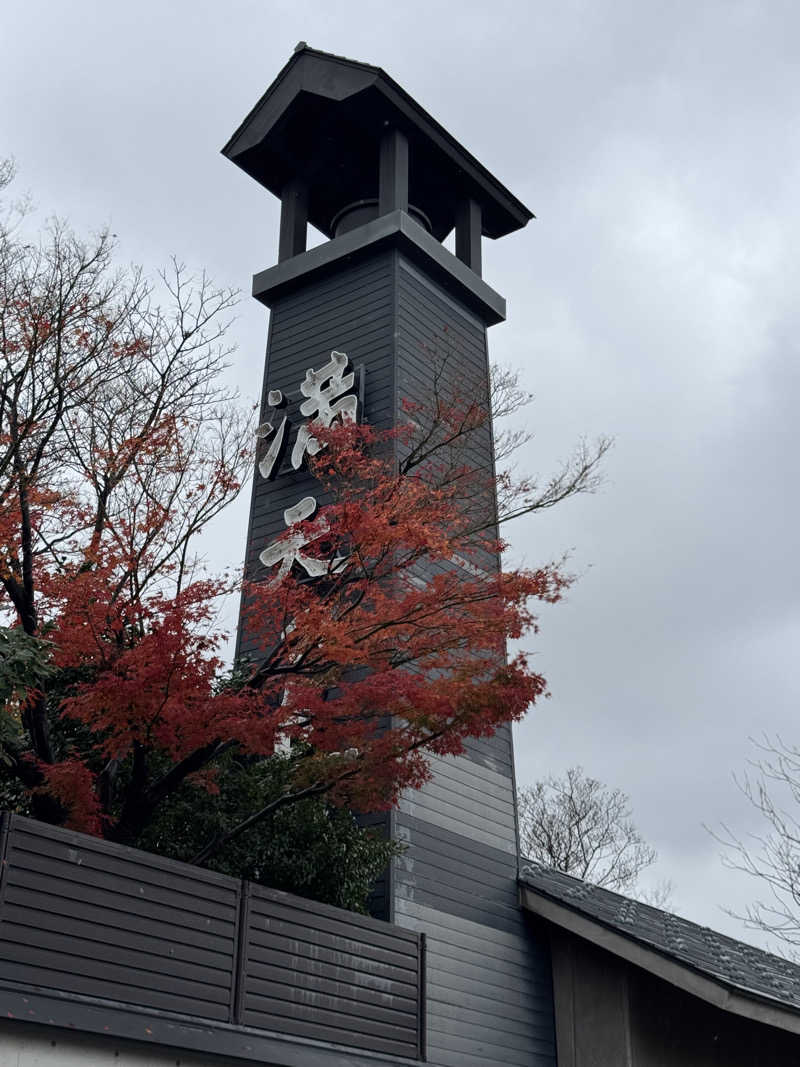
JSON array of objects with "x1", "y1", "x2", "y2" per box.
[{"x1": 4, "y1": 0, "x2": 799, "y2": 949}]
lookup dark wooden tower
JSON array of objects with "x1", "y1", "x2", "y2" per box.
[{"x1": 224, "y1": 45, "x2": 556, "y2": 1067}]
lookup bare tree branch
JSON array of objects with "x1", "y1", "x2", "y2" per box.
[
  {"x1": 711, "y1": 735, "x2": 800, "y2": 955},
  {"x1": 518, "y1": 766, "x2": 665, "y2": 901}
]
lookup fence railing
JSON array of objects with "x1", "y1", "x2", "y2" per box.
[{"x1": 0, "y1": 812, "x2": 424, "y2": 1061}]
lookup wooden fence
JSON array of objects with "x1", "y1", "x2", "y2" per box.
[{"x1": 0, "y1": 813, "x2": 423, "y2": 1060}]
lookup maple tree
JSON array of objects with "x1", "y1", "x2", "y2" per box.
[
  {"x1": 0, "y1": 160, "x2": 251, "y2": 833},
  {"x1": 0, "y1": 164, "x2": 608, "y2": 896}
]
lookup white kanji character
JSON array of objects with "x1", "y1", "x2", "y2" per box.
[
  {"x1": 256, "y1": 389, "x2": 287, "y2": 480},
  {"x1": 290, "y1": 351, "x2": 359, "y2": 470},
  {"x1": 258, "y1": 495, "x2": 347, "y2": 583}
]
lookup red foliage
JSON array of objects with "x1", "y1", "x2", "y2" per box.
[
  {"x1": 36, "y1": 760, "x2": 102, "y2": 834},
  {"x1": 3, "y1": 393, "x2": 568, "y2": 847},
  {"x1": 236, "y1": 418, "x2": 569, "y2": 812},
  {"x1": 41, "y1": 566, "x2": 263, "y2": 766}
]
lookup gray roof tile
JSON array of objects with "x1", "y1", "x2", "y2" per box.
[{"x1": 520, "y1": 863, "x2": 800, "y2": 1012}]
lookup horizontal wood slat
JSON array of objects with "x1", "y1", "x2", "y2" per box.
[
  {"x1": 243, "y1": 882, "x2": 421, "y2": 1057},
  {"x1": 0, "y1": 815, "x2": 238, "y2": 1021},
  {"x1": 7, "y1": 844, "x2": 236, "y2": 920},
  {"x1": 246, "y1": 956, "x2": 419, "y2": 1006},
  {"x1": 248, "y1": 919, "x2": 418, "y2": 973},
  {"x1": 5, "y1": 865, "x2": 233, "y2": 937},
  {"x1": 2, "y1": 884, "x2": 234, "y2": 954},
  {"x1": 245, "y1": 924, "x2": 418, "y2": 981},
  {"x1": 0, "y1": 813, "x2": 423, "y2": 1060},
  {"x1": 249, "y1": 891, "x2": 419, "y2": 955},
  {"x1": 238, "y1": 1005, "x2": 417, "y2": 1059},
  {"x1": 11, "y1": 822, "x2": 236, "y2": 903},
  {"x1": 395, "y1": 898, "x2": 556, "y2": 1065}
]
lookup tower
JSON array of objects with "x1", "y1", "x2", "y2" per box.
[{"x1": 224, "y1": 46, "x2": 556, "y2": 1066}]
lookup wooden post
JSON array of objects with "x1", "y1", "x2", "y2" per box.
[
  {"x1": 455, "y1": 196, "x2": 482, "y2": 276},
  {"x1": 278, "y1": 177, "x2": 308, "y2": 261},
  {"x1": 379, "y1": 127, "x2": 409, "y2": 216},
  {"x1": 231, "y1": 878, "x2": 252, "y2": 1025}
]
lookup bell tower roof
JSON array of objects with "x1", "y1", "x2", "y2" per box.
[{"x1": 222, "y1": 44, "x2": 534, "y2": 243}]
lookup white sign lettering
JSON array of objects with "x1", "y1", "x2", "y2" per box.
[
  {"x1": 291, "y1": 351, "x2": 358, "y2": 470},
  {"x1": 256, "y1": 389, "x2": 287, "y2": 480},
  {"x1": 256, "y1": 351, "x2": 359, "y2": 582},
  {"x1": 258, "y1": 495, "x2": 347, "y2": 584}
]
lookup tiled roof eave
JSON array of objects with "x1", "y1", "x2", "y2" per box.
[{"x1": 519, "y1": 868, "x2": 800, "y2": 1034}]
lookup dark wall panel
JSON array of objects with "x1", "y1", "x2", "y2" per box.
[
  {"x1": 461, "y1": 726, "x2": 515, "y2": 777},
  {"x1": 0, "y1": 814, "x2": 425, "y2": 1063},
  {"x1": 396, "y1": 813, "x2": 520, "y2": 933},
  {"x1": 391, "y1": 253, "x2": 555, "y2": 1065},
  {"x1": 242, "y1": 883, "x2": 421, "y2": 1059},
  {"x1": 550, "y1": 927, "x2": 800, "y2": 1067},
  {"x1": 239, "y1": 251, "x2": 396, "y2": 660},
  {"x1": 0, "y1": 815, "x2": 239, "y2": 1022},
  {"x1": 396, "y1": 898, "x2": 556, "y2": 1067},
  {"x1": 630, "y1": 963, "x2": 800, "y2": 1065},
  {"x1": 398, "y1": 752, "x2": 517, "y2": 855}
]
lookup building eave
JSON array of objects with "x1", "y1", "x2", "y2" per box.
[{"x1": 520, "y1": 882, "x2": 800, "y2": 1038}]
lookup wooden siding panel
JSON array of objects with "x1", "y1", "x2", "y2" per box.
[
  {"x1": 398, "y1": 785, "x2": 517, "y2": 854},
  {"x1": 5, "y1": 866, "x2": 232, "y2": 938},
  {"x1": 426, "y1": 968, "x2": 551, "y2": 1020},
  {"x1": 242, "y1": 883, "x2": 421, "y2": 1058},
  {"x1": 416, "y1": 774, "x2": 515, "y2": 823},
  {"x1": 246, "y1": 957, "x2": 418, "y2": 1003},
  {"x1": 0, "y1": 815, "x2": 238, "y2": 1021},
  {"x1": 429, "y1": 942, "x2": 547, "y2": 992},
  {"x1": 391, "y1": 253, "x2": 555, "y2": 1062},
  {"x1": 397, "y1": 898, "x2": 548, "y2": 966},
  {"x1": 246, "y1": 979, "x2": 415, "y2": 1031},
  {"x1": 398, "y1": 877, "x2": 522, "y2": 935},
  {"x1": 397, "y1": 831, "x2": 517, "y2": 897},
  {"x1": 0, "y1": 923, "x2": 231, "y2": 990},
  {"x1": 429, "y1": 1047, "x2": 549, "y2": 1067},
  {"x1": 398, "y1": 808, "x2": 516, "y2": 867},
  {"x1": 395, "y1": 810, "x2": 522, "y2": 934},
  {"x1": 396, "y1": 800, "x2": 512, "y2": 852},
  {"x1": 247, "y1": 889, "x2": 418, "y2": 951},
  {"x1": 425, "y1": 1021, "x2": 553, "y2": 1067},
  {"x1": 11, "y1": 826, "x2": 235, "y2": 905},
  {"x1": 460, "y1": 726, "x2": 515, "y2": 776},
  {"x1": 422, "y1": 751, "x2": 517, "y2": 801},
  {"x1": 246, "y1": 912, "x2": 417, "y2": 967},
  {"x1": 235, "y1": 1008, "x2": 416, "y2": 1059},
  {"x1": 396, "y1": 899, "x2": 556, "y2": 1067},
  {"x1": 0, "y1": 815, "x2": 425, "y2": 1059},
  {"x1": 7, "y1": 845, "x2": 234, "y2": 921},
  {"x1": 397, "y1": 741, "x2": 517, "y2": 855}
]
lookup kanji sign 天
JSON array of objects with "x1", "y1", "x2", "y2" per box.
[{"x1": 258, "y1": 496, "x2": 347, "y2": 582}]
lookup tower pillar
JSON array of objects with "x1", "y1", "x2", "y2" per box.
[{"x1": 223, "y1": 45, "x2": 556, "y2": 1067}]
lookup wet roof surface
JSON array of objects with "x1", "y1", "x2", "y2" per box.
[{"x1": 520, "y1": 864, "x2": 800, "y2": 1012}]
